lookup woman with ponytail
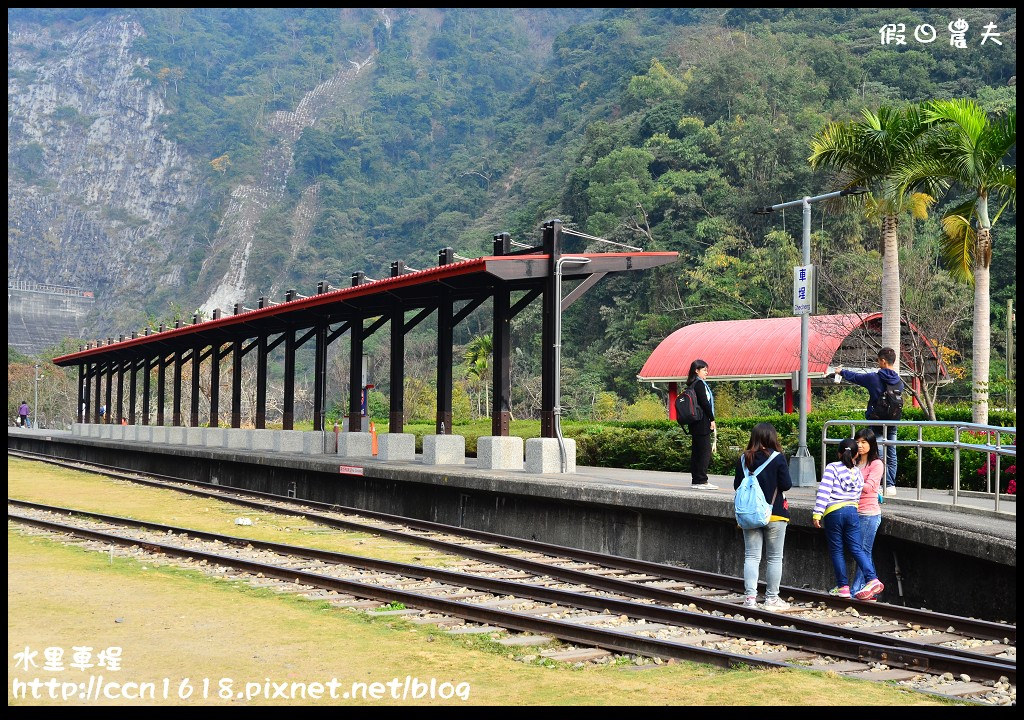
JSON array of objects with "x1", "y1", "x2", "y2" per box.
[{"x1": 812, "y1": 438, "x2": 884, "y2": 600}]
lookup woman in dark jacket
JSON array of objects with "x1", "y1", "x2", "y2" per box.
[
  {"x1": 686, "y1": 359, "x2": 716, "y2": 487},
  {"x1": 733, "y1": 422, "x2": 792, "y2": 610}
]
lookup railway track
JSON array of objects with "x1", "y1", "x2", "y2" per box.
[{"x1": 8, "y1": 450, "x2": 1017, "y2": 703}]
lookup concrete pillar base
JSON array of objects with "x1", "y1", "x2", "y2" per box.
[
  {"x1": 225, "y1": 429, "x2": 252, "y2": 450},
  {"x1": 185, "y1": 427, "x2": 204, "y2": 446},
  {"x1": 135, "y1": 426, "x2": 152, "y2": 443},
  {"x1": 337, "y1": 432, "x2": 373, "y2": 458},
  {"x1": 422, "y1": 434, "x2": 465, "y2": 465},
  {"x1": 203, "y1": 428, "x2": 226, "y2": 448},
  {"x1": 376, "y1": 433, "x2": 416, "y2": 462},
  {"x1": 277, "y1": 430, "x2": 305, "y2": 453},
  {"x1": 71, "y1": 423, "x2": 84, "y2": 436},
  {"x1": 251, "y1": 429, "x2": 275, "y2": 452},
  {"x1": 167, "y1": 426, "x2": 186, "y2": 445},
  {"x1": 151, "y1": 426, "x2": 170, "y2": 444},
  {"x1": 302, "y1": 431, "x2": 333, "y2": 454},
  {"x1": 525, "y1": 437, "x2": 576, "y2": 474},
  {"x1": 122, "y1": 426, "x2": 138, "y2": 441},
  {"x1": 99, "y1": 425, "x2": 113, "y2": 439},
  {"x1": 477, "y1": 436, "x2": 524, "y2": 471}
]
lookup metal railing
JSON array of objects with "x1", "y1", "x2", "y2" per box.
[{"x1": 821, "y1": 419, "x2": 1016, "y2": 513}]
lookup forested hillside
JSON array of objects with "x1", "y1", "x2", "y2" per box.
[{"x1": 7, "y1": 8, "x2": 1016, "y2": 424}]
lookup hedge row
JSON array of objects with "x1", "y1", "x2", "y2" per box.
[{"x1": 394, "y1": 408, "x2": 1016, "y2": 492}]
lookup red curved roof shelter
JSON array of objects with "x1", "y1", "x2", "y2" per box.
[{"x1": 640, "y1": 313, "x2": 945, "y2": 414}]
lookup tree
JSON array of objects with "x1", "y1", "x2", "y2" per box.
[
  {"x1": 900, "y1": 99, "x2": 1016, "y2": 424},
  {"x1": 809, "y1": 105, "x2": 934, "y2": 372},
  {"x1": 463, "y1": 333, "x2": 492, "y2": 419}
]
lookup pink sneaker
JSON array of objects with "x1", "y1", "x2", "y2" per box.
[
  {"x1": 829, "y1": 585, "x2": 851, "y2": 598},
  {"x1": 855, "y1": 579, "x2": 884, "y2": 600}
]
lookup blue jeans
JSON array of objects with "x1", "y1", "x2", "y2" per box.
[
  {"x1": 742, "y1": 520, "x2": 787, "y2": 599},
  {"x1": 822, "y1": 506, "x2": 876, "y2": 588},
  {"x1": 851, "y1": 513, "x2": 882, "y2": 597},
  {"x1": 870, "y1": 424, "x2": 898, "y2": 487}
]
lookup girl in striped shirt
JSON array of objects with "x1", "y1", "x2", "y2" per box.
[{"x1": 812, "y1": 438, "x2": 884, "y2": 600}]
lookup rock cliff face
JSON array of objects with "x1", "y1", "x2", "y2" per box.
[{"x1": 8, "y1": 15, "x2": 201, "y2": 336}]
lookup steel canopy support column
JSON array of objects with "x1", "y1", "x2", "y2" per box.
[
  {"x1": 116, "y1": 361, "x2": 124, "y2": 424},
  {"x1": 540, "y1": 220, "x2": 561, "y2": 438},
  {"x1": 313, "y1": 322, "x2": 327, "y2": 431},
  {"x1": 172, "y1": 351, "x2": 183, "y2": 426},
  {"x1": 128, "y1": 360, "x2": 137, "y2": 425},
  {"x1": 142, "y1": 359, "x2": 152, "y2": 425},
  {"x1": 492, "y1": 234, "x2": 512, "y2": 437},
  {"x1": 209, "y1": 345, "x2": 221, "y2": 427},
  {"x1": 104, "y1": 362, "x2": 114, "y2": 424},
  {"x1": 436, "y1": 249, "x2": 454, "y2": 434},
  {"x1": 93, "y1": 363, "x2": 102, "y2": 423},
  {"x1": 78, "y1": 364, "x2": 87, "y2": 423},
  {"x1": 191, "y1": 345, "x2": 201, "y2": 426},
  {"x1": 231, "y1": 341, "x2": 243, "y2": 428},
  {"x1": 255, "y1": 334, "x2": 267, "y2": 429},
  {"x1": 389, "y1": 262, "x2": 407, "y2": 432},
  {"x1": 283, "y1": 330, "x2": 296, "y2": 430},
  {"x1": 348, "y1": 320, "x2": 364, "y2": 433},
  {"x1": 156, "y1": 357, "x2": 166, "y2": 426}
]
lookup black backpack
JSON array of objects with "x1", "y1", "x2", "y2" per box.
[
  {"x1": 870, "y1": 378, "x2": 904, "y2": 421},
  {"x1": 675, "y1": 384, "x2": 705, "y2": 430}
]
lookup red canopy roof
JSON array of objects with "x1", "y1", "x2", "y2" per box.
[{"x1": 638, "y1": 313, "x2": 885, "y2": 382}]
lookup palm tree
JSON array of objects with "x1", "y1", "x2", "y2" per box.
[
  {"x1": 898, "y1": 100, "x2": 1016, "y2": 424},
  {"x1": 809, "y1": 106, "x2": 934, "y2": 370},
  {"x1": 464, "y1": 333, "x2": 492, "y2": 419}
]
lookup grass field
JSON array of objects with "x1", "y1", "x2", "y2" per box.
[{"x1": 7, "y1": 457, "x2": 954, "y2": 706}]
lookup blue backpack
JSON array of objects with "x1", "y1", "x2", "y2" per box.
[{"x1": 735, "y1": 451, "x2": 779, "y2": 530}]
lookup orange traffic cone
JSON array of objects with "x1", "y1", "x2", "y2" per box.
[{"x1": 370, "y1": 420, "x2": 378, "y2": 456}]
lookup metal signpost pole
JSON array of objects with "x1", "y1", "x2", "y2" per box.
[{"x1": 754, "y1": 188, "x2": 864, "y2": 486}]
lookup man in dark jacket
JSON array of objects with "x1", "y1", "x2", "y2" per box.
[{"x1": 835, "y1": 347, "x2": 902, "y2": 496}]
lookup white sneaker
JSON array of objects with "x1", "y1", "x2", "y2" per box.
[
  {"x1": 763, "y1": 596, "x2": 791, "y2": 611},
  {"x1": 884, "y1": 486, "x2": 897, "y2": 498},
  {"x1": 743, "y1": 596, "x2": 758, "y2": 608},
  {"x1": 695, "y1": 483, "x2": 719, "y2": 490}
]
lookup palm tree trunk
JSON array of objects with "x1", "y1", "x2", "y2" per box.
[
  {"x1": 880, "y1": 214, "x2": 901, "y2": 371},
  {"x1": 972, "y1": 226, "x2": 992, "y2": 425}
]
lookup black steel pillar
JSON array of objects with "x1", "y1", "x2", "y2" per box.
[
  {"x1": 78, "y1": 363, "x2": 86, "y2": 423},
  {"x1": 389, "y1": 262, "x2": 406, "y2": 433},
  {"x1": 436, "y1": 248, "x2": 454, "y2": 434},
  {"x1": 142, "y1": 359, "x2": 152, "y2": 425},
  {"x1": 172, "y1": 351, "x2": 183, "y2": 426},
  {"x1": 492, "y1": 233, "x2": 512, "y2": 436},
  {"x1": 231, "y1": 341, "x2": 242, "y2": 428},
  {"x1": 191, "y1": 345, "x2": 201, "y2": 427},
  {"x1": 156, "y1": 355, "x2": 166, "y2": 426},
  {"x1": 348, "y1": 272, "x2": 365, "y2": 432},
  {"x1": 116, "y1": 360, "x2": 124, "y2": 424},
  {"x1": 313, "y1": 321, "x2": 327, "y2": 431},
  {"x1": 104, "y1": 362, "x2": 113, "y2": 425},
  {"x1": 128, "y1": 360, "x2": 137, "y2": 425},
  {"x1": 540, "y1": 220, "x2": 561, "y2": 438},
  {"x1": 209, "y1": 344, "x2": 221, "y2": 427},
  {"x1": 92, "y1": 363, "x2": 101, "y2": 423},
  {"x1": 283, "y1": 330, "x2": 296, "y2": 430},
  {"x1": 255, "y1": 333, "x2": 267, "y2": 429}
]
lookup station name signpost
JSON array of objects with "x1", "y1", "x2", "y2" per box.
[{"x1": 754, "y1": 188, "x2": 865, "y2": 487}]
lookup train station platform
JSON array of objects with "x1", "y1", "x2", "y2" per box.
[{"x1": 8, "y1": 427, "x2": 1016, "y2": 622}]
